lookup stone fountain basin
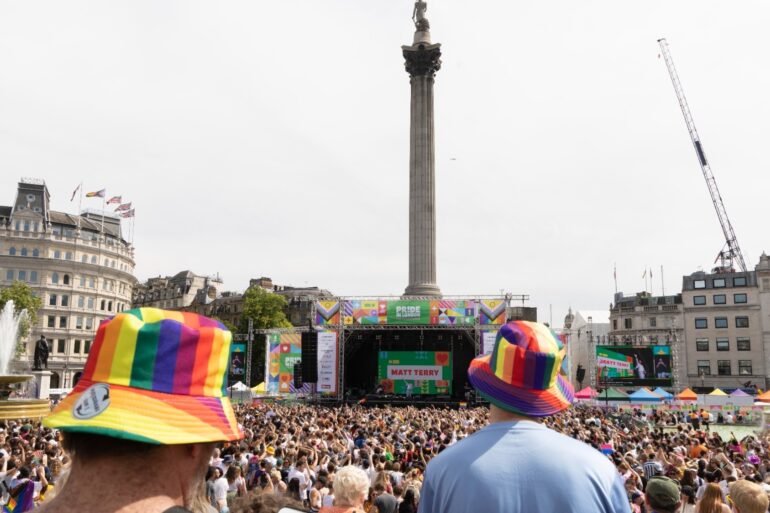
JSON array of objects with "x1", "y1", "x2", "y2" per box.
[{"x1": 0, "y1": 375, "x2": 34, "y2": 386}]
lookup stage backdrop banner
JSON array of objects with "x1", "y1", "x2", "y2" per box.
[
  {"x1": 317, "y1": 331, "x2": 338, "y2": 393},
  {"x1": 315, "y1": 300, "x2": 341, "y2": 326},
  {"x1": 266, "y1": 333, "x2": 310, "y2": 394},
  {"x1": 478, "y1": 299, "x2": 506, "y2": 325},
  {"x1": 378, "y1": 351, "x2": 452, "y2": 395},
  {"x1": 596, "y1": 345, "x2": 672, "y2": 387},
  {"x1": 429, "y1": 300, "x2": 476, "y2": 326},
  {"x1": 386, "y1": 300, "x2": 431, "y2": 325},
  {"x1": 342, "y1": 299, "x2": 478, "y2": 326},
  {"x1": 343, "y1": 300, "x2": 385, "y2": 325}
]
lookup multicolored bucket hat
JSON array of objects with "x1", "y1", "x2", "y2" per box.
[
  {"x1": 467, "y1": 320, "x2": 574, "y2": 417},
  {"x1": 44, "y1": 308, "x2": 243, "y2": 444}
]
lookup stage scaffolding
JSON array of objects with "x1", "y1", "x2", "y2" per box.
[{"x1": 257, "y1": 295, "x2": 529, "y2": 401}]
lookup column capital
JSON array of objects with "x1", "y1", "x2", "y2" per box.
[{"x1": 402, "y1": 43, "x2": 442, "y2": 77}]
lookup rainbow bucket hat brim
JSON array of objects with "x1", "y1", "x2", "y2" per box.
[
  {"x1": 467, "y1": 320, "x2": 574, "y2": 417},
  {"x1": 44, "y1": 308, "x2": 243, "y2": 444}
]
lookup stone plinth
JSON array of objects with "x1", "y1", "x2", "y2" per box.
[{"x1": 31, "y1": 370, "x2": 52, "y2": 400}]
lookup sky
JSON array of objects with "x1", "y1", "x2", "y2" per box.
[{"x1": 1, "y1": 1, "x2": 768, "y2": 328}]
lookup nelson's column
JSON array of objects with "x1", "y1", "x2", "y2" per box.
[{"x1": 403, "y1": 1, "x2": 442, "y2": 297}]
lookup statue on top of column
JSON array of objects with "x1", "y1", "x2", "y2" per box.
[{"x1": 413, "y1": 1, "x2": 430, "y2": 32}]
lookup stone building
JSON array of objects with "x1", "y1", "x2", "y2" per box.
[
  {"x1": 132, "y1": 271, "x2": 222, "y2": 310},
  {"x1": 681, "y1": 268, "x2": 765, "y2": 390},
  {"x1": 562, "y1": 309, "x2": 610, "y2": 390},
  {"x1": 0, "y1": 179, "x2": 136, "y2": 388}
]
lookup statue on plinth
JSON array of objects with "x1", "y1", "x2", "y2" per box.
[
  {"x1": 413, "y1": 1, "x2": 430, "y2": 31},
  {"x1": 33, "y1": 335, "x2": 49, "y2": 371}
]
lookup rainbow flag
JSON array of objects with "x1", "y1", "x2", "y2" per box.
[
  {"x1": 3, "y1": 480, "x2": 35, "y2": 512},
  {"x1": 600, "y1": 443, "x2": 614, "y2": 455}
]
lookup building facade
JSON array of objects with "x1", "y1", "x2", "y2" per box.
[
  {"x1": 562, "y1": 309, "x2": 610, "y2": 390},
  {"x1": 0, "y1": 179, "x2": 136, "y2": 388},
  {"x1": 132, "y1": 271, "x2": 222, "y2": 310},
  {"x1": 681, "y1": 269, "x2": 765, "y2": 390}
]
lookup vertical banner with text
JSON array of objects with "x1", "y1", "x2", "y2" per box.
[{"x1": 316, "y1": 331, "x2": 338, "y2": 393}]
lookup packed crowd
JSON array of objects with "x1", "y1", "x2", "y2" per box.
[
  {"x1": 5, "y1": 309, "x2": 768, "y2": 513},
  {"x1": 3, "y1": 401, "x2": 769, "y2": 512}
]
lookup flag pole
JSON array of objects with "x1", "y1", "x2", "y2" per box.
[
  {"x1": 613, "y1": 263, "x2": 618, "y2": 294},
  {"x1": 661, "y1": 265, "x2": 665, "y2": 296},
  {"x1": 100, "y1": 191, "x2": 107, "y2": 234},
  {"x1": 77, "y1": 182, "x2": 83, "y2": 230}
]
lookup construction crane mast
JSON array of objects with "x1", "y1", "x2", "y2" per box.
[{"x1": 657, "y1": 38, "x2": 748, "y2": 273}]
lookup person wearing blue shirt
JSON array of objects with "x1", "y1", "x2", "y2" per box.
[{"x1": 418, "y1": 321, "x2": 631, "y2": 513}]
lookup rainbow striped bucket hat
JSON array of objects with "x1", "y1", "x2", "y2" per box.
[
  {"x1": 44, "y1": 308, "x2": 243, "y2": 444},
  {"x1": 468, "y1": 320, "x2": 574, "y2": 417}
]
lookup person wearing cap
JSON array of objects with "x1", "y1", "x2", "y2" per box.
[
  {"x1": 727, "y1": 480, "x2": 769, "y2": 513},
  {"x1": 38, "y1": 308, "x2": 244, "y2": 513},
  {"x1": 417, "y1": 321, "x2": 631, "y2": 513},
  {"x1": 645, "y1": 476, "x2": 682, "y2": 513}
]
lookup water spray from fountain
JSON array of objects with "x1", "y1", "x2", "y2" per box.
[{"x1": 0, "y1": 301, "x2": 27, "y2": 375}]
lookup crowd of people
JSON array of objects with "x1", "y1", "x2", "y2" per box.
[{"x1": 2, "y1": 309, "x2": 767, "y2": 513}]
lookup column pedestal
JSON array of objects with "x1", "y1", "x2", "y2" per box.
[{"x1": 30, "y1": 370, "x2": 52, "y2": 400}]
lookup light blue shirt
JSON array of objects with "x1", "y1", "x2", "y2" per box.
[{"x1": 418, "y1": 420, "x2": 631, "y2": 513}]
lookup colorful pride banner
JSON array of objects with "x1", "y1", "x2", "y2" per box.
[
  {"x1": 315, "y1": 300, "x2": 341, "y2": 326},
  {"x1": 266, "y1": 333, "x2": 310, "y2": 394},
  {"x1": 478, "y1": 299, "x2": 506, "y2": 325},
  {"x1": 340, "y1": 299, "x2": 480, "y2": 326}
]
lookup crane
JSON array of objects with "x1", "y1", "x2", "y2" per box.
[{"x1": 657, "y1": 38, "x2": 748, "y2": 273}]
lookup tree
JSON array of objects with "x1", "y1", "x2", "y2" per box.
[
  {"x1": 0, "y1": 281, "x2": 43, "y2": 355},
  {"x1": 239, "y1": 286, "x2": 292, "y2": 385}
]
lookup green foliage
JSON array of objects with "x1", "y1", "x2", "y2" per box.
[
  {"x1": 212, "y1": 317, "x2": 239, "y2": 335},
  {"x1": 238, "y1": 287, "x2": 291, "y2": 386},
  {"x1": 0, "y1": 281, "x2": 43, "y2": 355},
  {"x1": 239, "y1": 286, "x2": 292, "y2": 331}
]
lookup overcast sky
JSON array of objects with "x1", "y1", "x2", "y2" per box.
[{"x1": 1, "y1": 1, "x2": 768, "y2": 327}]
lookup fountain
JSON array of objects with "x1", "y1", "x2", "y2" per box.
[{"x1": 0, "y1": 301, "x2": 51, "y2": 419}]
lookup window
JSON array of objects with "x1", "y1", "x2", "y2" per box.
[
  {"x1": 100, "y1": 300, "x2": 106, "y2": 311},
  {"x1": 624, "y1": 318, "x2": 632, "y2": 329},
  {"x1": 649, "y1": 317, "x2": 657, "y2": 327},
  {"x1": 108, "y1": 301, "x2": 112, "y2": 311},
  {"x1": 697, "y1": 360, "x2": 711, "y2": 376},
  {"x1": 59, "y1": 316, "x2": 67, "y2": 328},
  {"x1": 51, "y1": 272, "x2": 59, "y2": 284},
  {"x1": 75, "y1": 317, "x2": 83, "y2": 329},
  {"x1": 77, "y1": 296, "x2": 84, "y2": 308},
  {"x1": 696, "y1": 338, "x2": 709, "y2": 351},
  {"x1": 715, "y1": 317, "x2": 728, "y2": 329},
  {"x1": 20, "y1": 248, "x2": 27, "y2": 257},
  {"x1": 713, "y1": 294, "x2": 726, "y2": 305},
  {"x1": 49, "y1": 294, "x2": 57, "y2": 306},
  {"x1": 74, "y1": 340, "x2": 81, "y2": 354},
  {"x1": 79, "y1": 275, "x2": 85, "y2": 287},
  {"x1": 53, "y1": 250, "x2": 60, "y2": 259},
  {"x1": 31, "y1": 249, "x2": 39, "y2": 257},
  {"x1": 87, "y1": 297, "x2": 94, "y2": 309},
  {"x1": 716, "y1": 338, "x2": 729, "y2": 351},
  {"x1": 4, "y1": 270, "x2": 12, "y2": 281},
  {"x1": 56, "y1": 340, "x2": 66, "y2": 354},
  {"x1": 734, "y1": 293, "x2": 747, "y2": 304},
  {"x1": 88, "y1": 277, "x2": 95, "y2": 288},
  {"x1": 734, "y1": 276, "x2": 747, "y2": 287},
  {"x1": 61, "y1": 295, "x2": 69, "y2": 307},
  {"x1": 695, "y1": 318, "x2": 708, "y2": 329},
  {"x1": 736, "y1": 316, "x2": 749, "y2": 328},
  {"x1": 23, "y1": 220, "x2": 29, "y2": 232},
  {"x1": 81, "y1": 255, "x2": 87, "y2": 263},
  {"x1": 85, "y1": 317, "x2": 93, "y2": 330},
  {"x1": 717, "y1": 360, "x2": 731, "y2": 376},
  {"x1": 29, "y1": 271, "x2": 37, "y2": 282},
  {"x1": 693, "y1": 295, "x2": 706, "y2": 305},
  {"x1": 47, "y1": 316, "x2": 55, "y2": 328},
  {"x1": 8, "y1": 248, "x2": 15, "y2": 256},
  {"x1": 694, "y1": 280, "x2": 706, "y2": 289},
  {"x1": 90, "y1": 256, "x2": 97, "y2": 264},
  {"x1": 713, "y1": 278, "x2": 726, "y2": 288},
  {"x1": 65, "y1": 252, "x2": 73, "y2": 260},
  {"x1": 63, "y1": 274, "x2": 70, "y2": 285},
  {"x1": 739, "y1": 360, "x2": 753, "y2": 376},
  {"x1": 84, "y1": 340, "x2": 92, "y2": 353},
  {"x1": 17, "y1": 271, "x2": 26, "y2": 281}
]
